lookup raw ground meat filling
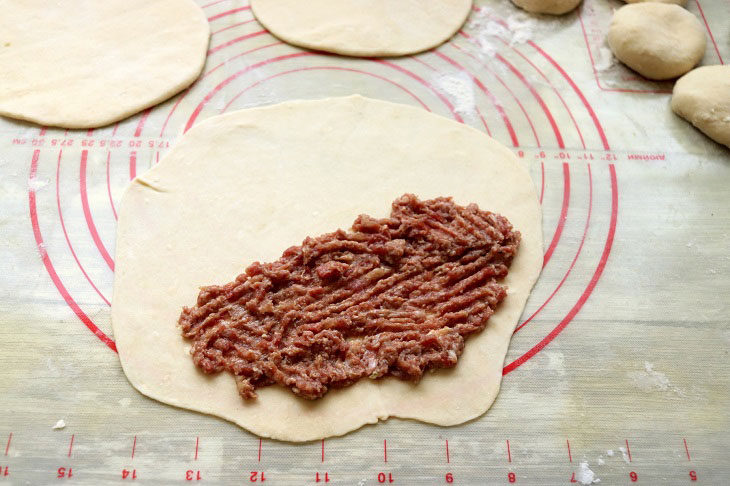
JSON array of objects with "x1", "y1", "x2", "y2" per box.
[{"x1": 179, "y1": 194, "x2": 521, "y2": 400}]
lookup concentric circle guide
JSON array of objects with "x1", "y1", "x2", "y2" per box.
[{"x1": 26, "y1": 2, "x2": 617, "y2": 376}]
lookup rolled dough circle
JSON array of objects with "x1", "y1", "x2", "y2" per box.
[
  {"x1": 607, "y1": 3, "x2": 705, "y2": 80},
  {"x1": 671, "y1": 65, "x2": 730, "y2": 149},
  {"x1": 0, "y1": 0, "x2": 209, "y2": 129},
  {"x1": 624, "y1": 0, "x2": 688, "y2": 6},
  {"x1": 250, "y1": 0, "x2": 473, "y2": 57},
  {"x1": 510, "y1": 0, "x2": 583, "y2": 15},
  {"x1": 112, "y1": 96, "x2": 543, "y2": 441}
]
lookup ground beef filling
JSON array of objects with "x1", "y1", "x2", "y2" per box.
[{"x1": 179, "y1": 194, "x2": 521, "y2": 400}]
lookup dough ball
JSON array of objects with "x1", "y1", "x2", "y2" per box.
[
  {"x1": 671, "y1": 65, "x2": 730, "y2": 149},
  {"x1": 0, "y1": 0, "x2": 209, "y2": 129},
  {"x1": 624, "y1": 0, "x2": 688, "y2": 7},
  {"x1": 510, "y1": 0, "x2": 583, "y2": 15},
  {"x1": 250, "y1": 0, "x2": 472, "y2": 57},
  {"x1": 607, "y1": 3, "x2": 706, "y2": 80}
]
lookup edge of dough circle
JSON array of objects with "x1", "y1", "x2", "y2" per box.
[
  {"x1": 0, "y1": 0, "x2": 209, "y2": 129},
  {"x1": 250, "y1": 0, "x2": 474, "y2": 57},
  {"x1": 112, "y1": 95, "x2": 543, "y2": 442}
]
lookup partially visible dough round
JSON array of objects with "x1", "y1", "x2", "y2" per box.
[
  {"x1": 112, "y1": 96, "x2": 543, "y2": 441},
  {"x1": 607, "y1": 3, "x2": 705, "y2": 80},
  {"x1": 0, "y1": 0, "x2": 209, "y2": 128},
  {"x1": 671, "y1": 65, "x2": 730, "y2": 149},
  {"x1": 510, "y1": 0, "x2": 583, "y2": 15},
  {"x1": 624, "y1": 0, "x2": 688, "y2": 6},
  {"x1": 250, "y1": 0, "x2": 472, "y2": 57}
]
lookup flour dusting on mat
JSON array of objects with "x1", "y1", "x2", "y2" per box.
[
  {"x1": 435, "y1": 71, "x2": 477, "y2": 117},
  {"x1": 594, "y1": 46, "x2": 616, "y2": 72},
  {"x1": 468, "y1": 7, "x2": 535, "y2": 57},
  {"x1": 629, "y1": 361, "x2": 685, "y2": 397},
  {"x1": 52, "y1": 419, "x2": 66, "y2": 430},
  {"x1": 618, "y1": 446, "x2": 631, "y2": 465},
  {"x1": 28, "y1": 177, "x2": 48, "y2": 192},
  {"x1": 577, "y1": 460, "x2": 601, "y2": 484}
]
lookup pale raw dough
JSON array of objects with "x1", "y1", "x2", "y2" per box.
[
  {"x1": 624, "y1": 0, "x2": 688, "y2": 6},
  {"x1": 671, "y1": 65, "x2": 730, "y2": 149},
  {"x1": 607, "y1": 3, "x2": 705, "y2": 80},
  {"x1": 250, "y1": 0, "x2": 473, "y2": 57},
  {"x1": 510, "y1": 0, "x2": 583, "y2": 15},
  {"x1": 0, "y1": 0, "x2": 209, "y2": 128},
  {"x1": 111, "y1": 96, "x2": 543, "y2": 442}
]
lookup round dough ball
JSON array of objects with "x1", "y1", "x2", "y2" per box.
[
  {"x1": 607, "y1": 3, "x2": 705, "y2": 80},
  {"x1": 511, "y1": 0, "x2": 583, "y2": 15},
  {"x1": 250, "y1": 0, "x2": 472, "y2": 57},
  {"x1": 671, "y1": 65, "x2": 730, "y2": 149},
  {"x1": 0, "y1": 0, "x2": 209, "y2": 129},
  {"x1": 624, "y1": 0, "x2": 688, "y2": 6}
]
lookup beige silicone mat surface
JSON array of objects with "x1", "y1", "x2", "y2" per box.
[{"x1": 1, "y1": 0, "x2": 729, "y2": 484}]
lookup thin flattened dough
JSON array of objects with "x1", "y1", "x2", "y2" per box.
[
  {"x1": 250, "y1": 0, "x2": 473, "y2": 57},
  {"x1": 111, "y1": 96, "x2": 543, "y2": 441},
  {"x1": 0, "y1": 0, "x2": 209, "y2": 128}
]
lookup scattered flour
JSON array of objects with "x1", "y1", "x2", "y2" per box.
[
  {"x1": 629, "y1": 361, "x2": 685, "y2": 397},
  {"x1": 618, "y1": 446, "x2": 631, "y2": 465},
  {"x1": 577, "y1": 461, "x2": 601, "y2": 484},
  {"x1": 435, "y1": 71, "x2": 476, "y2": 117},
  {"x1": 468, "y1": 7, "x2": 535, "y2": 57},
  {"x1": 119, "y1": 397, "x2": 132, "y2": 407},
  {"x1": 28, "y1": 177, "x2": 48, "y2": 192},
  {"x1": 594, "y1": 46, "x2": 616, "y2": 72},
  {"x1": 52, "y1": 419, "x2": 66, "y2": 430},
  {"x1": 606, "y1": 449, "x2": 614, "y2": 457},
  {"x1": 545, "y1": 351, "x2": 566, "y2": 375},
  {"x1": 597, "y1": 456, "x2": 605, "y2": 465}
]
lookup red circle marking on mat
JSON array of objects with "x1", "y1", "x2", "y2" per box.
[
  {"x1": 539, "y1": 161, "x2": 545, "y2": 205},
  {"x1": 463, "y1": 8, "x2": 608, "y2": 150},
  {"x1": 56, "y1": 150, "x2": 112, "y2": 306},
  {"x1": 80, "y1": 150, "x2": 115, "y2": 272},
  {"x1": 202, "y1": 0, "x2": 232, "y2": 9},
  {"x1": 133, "y1": 108, "x2": 152, "y2": 138},
  {"x1": 184, "y1": 53, "x2": 465, "y2": 133},
  {"x1": 211, "y1": 19, "x2": 257, "y2": 36},
  {"x1": 52, "y1": 8, "x2": 616, "y2": 369},
  {"x1": 159, "y1": 42, "x2": 283, "y2": 137},
  {"x1": 106, "y1": 152, "x2": 118, "y2": 221},
  {"x1": 528, "y1": 41, "x2": 610, "y2": 151},
  {"x1": 514, "y1": 163, "x2": 592, "y2": 334},
  {"x1": 448, "y1": 41, "x2": 540, "y2": 147},
  {"x1": 495, "y1": 53, "x2": 564, "y2": 149},
  {"x1": 129, "y1": 152, "x2": 137, "y2": 181},
  {"x1": 28, "y1": 149, "x2": 117, "y2": 351},
  {"x1": 221, "y1": 67, "x2": 431, "y2": 113},
  {"x1": 208, "y1": 30, "x2": 267, "y2": 56},
  {"x1": 542, "y1": 163, "x2": 570, "y2": 269},
  {"x1": 455, "y1": 31, "x2": 567, "y2": 150},
  {"x1": 503, "y1": 164, "x2": 617, "y2": 374},
  {"x1": 504, "y1": 41, "x2": 586, "y2": 150},
  {"x1": 208, "y1": 6, "x2": 250, "y2": 23}
]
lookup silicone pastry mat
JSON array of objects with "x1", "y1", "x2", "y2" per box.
[{"x1": 1, "y1": 0, "x2": 729, "y2": 484}]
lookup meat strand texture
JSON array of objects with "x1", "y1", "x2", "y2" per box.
[{"x1": 179, "y1": 194, "x2": 521, "y2": 400}]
